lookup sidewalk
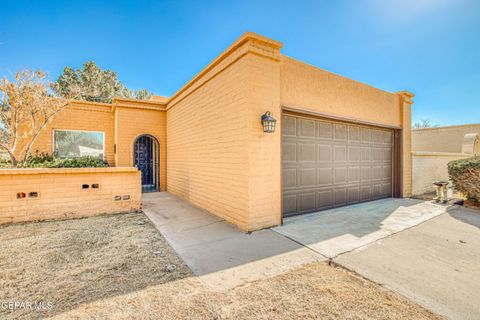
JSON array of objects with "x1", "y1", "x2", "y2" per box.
[{"x1": 142, "y1": 192, "x2": 324, "y2": 291}]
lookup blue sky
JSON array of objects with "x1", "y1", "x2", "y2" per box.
[{"x1": 1, "y1": 0, "x2": 479, "y2": 126}]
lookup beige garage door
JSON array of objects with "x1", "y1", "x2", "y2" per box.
[{"x1": 282, "y1": 114, "x2": 393, "y2": 217}]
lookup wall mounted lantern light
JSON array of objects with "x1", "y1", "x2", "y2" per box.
[{"x1": 261, "y1": 111, "x2": 276, "y2": 133}]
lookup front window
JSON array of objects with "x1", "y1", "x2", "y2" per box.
[{"x1": 53, "y1": 129, "x2": 104, "y2": 159}]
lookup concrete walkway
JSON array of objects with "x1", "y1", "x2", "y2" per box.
[
  {"x1": 335, "y1": 206, "x2": 480, "y2": 320},
  {"x1": 273, "y1": 198, "x2": 448, "y2": 258},
  {"x1": 142, "y1": 192, "x2": 324, "y2": 291}
]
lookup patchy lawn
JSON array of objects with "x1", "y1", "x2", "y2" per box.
[
  {"x1": 0, "y1": 212, "x2": 191, "y2": 319},
  {"x1": 0, "y1": 213, "x2": 440, "y2": 320}
]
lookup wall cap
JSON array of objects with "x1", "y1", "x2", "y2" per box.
[
  {"x1": 396, "y1": 91, "x2": 415, "y2": 104},
  {"x1": 412, "y1": 151, "x2": 471, "y2": 157},
  {"x1": 167, "y1": 32, "x2": 283, "y2": 109},
  {"x1": 0, "y1": 167, "x2": 139, "y2": 175},
  {"x1": 412, "y1": 123, "x2": 480, "y2": 132}
]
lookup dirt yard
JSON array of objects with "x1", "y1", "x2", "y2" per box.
[{"x1": 0, "y1": 213, "x2": 440, "y2": 320}]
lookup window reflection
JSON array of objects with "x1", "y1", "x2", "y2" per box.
[{"x1": 54, "y1": 130, "x2": 104, "y2": 159}]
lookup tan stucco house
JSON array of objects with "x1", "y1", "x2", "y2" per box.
[{"x1": 25, "y1": 32, "x2": 414, "y2": 231}]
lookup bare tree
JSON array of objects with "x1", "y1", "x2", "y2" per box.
[
  {"x1": 412, "y1": 119, "x2": 439, "y2": 129},
  {"x1": 0, "y1": 70, "x2": 79, "y2": 166}
]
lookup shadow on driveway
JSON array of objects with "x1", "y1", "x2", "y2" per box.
[{"x1": 273, "y1": 198, "x2": 448, "y2": 257}]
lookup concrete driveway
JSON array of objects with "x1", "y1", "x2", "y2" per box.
[
  {"x1": 335, "y1": 206, "x2": 480, "y2": 320},
  {"x1": 275, "y1": 199, "x2": 480, "y2": 320},
  {"x1": 273, "y1": 198, "x2": 447, "y2": 258}
]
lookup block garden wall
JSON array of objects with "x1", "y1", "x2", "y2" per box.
[{"x1": 0, "y1": 167, "x2": 141, "y2": 225}]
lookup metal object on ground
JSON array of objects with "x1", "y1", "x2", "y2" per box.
[{"x1": 433, "y1": 181, "x2": 449, "y2": 203}]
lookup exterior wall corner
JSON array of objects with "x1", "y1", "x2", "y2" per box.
[{"x1": 396, "y1": 91, "x2": 414, "y2": 197}]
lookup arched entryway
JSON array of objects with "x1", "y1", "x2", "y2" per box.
[{"x1": 133, "y1": 135, "x2": 160, "y2": 193}]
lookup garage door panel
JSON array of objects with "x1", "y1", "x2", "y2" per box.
[
  {"x1": 334, "y1": 189, "x2": 347, "y2": 206},
  {"x1": 372, "y1": 166, "x2": 383, "y2": 180},
  {"x1": 334, "y1": 167, "x2": 347, "y2": 184},
  {"x1": 282, "y1": 142, "x2": 297, "y2": 162},
  {"x1": 361, "y1": 147, "x2": 372, "y2": 161},
  {"x1": 299, "y1": 118, "x2": 316, "y2": 137},
  {"x1": 381, "y1": 183, "x2": 392, "y2": 196},
  {"x1": 334, "y1": 124, "x2": 347, "y2": 140},
  {"x1": 334, "y1": 145, "x2": 347, "y2": 162},
  {"x1": 318, "y1": 121, "x2": 333, "y2": 139},
  {"x1": 349, "y1": 146, "x2": 361, "y2": 161},
  {"x1": 348, "y1": 167, "x2": 360, "y2": 182},
  {"x1": 348, "y1": 126, "x2": 360, "y2": 142},
  {"x1": 384, "y1": 148, "x2": 392, "y2": 161},
  {"x1": 318, "y1": 167, "x2": 333, "y2": 186},
  {"x1": 299, "y1": 168, "x2": 316, "y2": 187},
  {"x1": 348, "y1": 186, "x2": 360, "y2": 203},
  {"x1": 318, "y1": 144, "x2": 333, "y2": 162},
  {"x1": 317, "y1": 190, "x2": 332, "y2": 209},
  {"x1": 282, "y1": 116, "x2": 297, "y2": 136},
  {"x1": 361, "y1": 167, "x2": 371, "y2": 181},
  {"x1": 299, "y1": 143, "x2": 316, "y2": 162},
  {"x1": 361, "y1": 186, "x2": 372, "y2": 200},
  {"x1": 372, "y1": 184, "x2": 383, "y2": 198},
  {"x1": 283, "y1": 168, "x2": 297, "y2": 189},
  {"x1": 361, "y1": 128, "x2": 372, "y2": 142},
  {"x1": 282, "y1": 114, "x2": 393, "y2": 217},
  {"x1": 283, "y1": 194, "x2": 298, "y2": 215},
  {"x1": 300, "y1": 192, "x2": 316, "y2": 212},
  {"x1": 383, "y1": 166, "x2": 392, "y2": 179}
]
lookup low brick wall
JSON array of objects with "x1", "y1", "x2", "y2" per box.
[
  {"x1": 0, "y1": 167, "x2": 141, "y2": 225},
  {"x1": 412, "y1": 152, "x2": 470, "y2": 195}
]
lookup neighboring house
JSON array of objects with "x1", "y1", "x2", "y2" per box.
[
  {"x1": 412, "y1": 124, "x2": 480, "y2": 195},
  {"x1": 18, "y1": 32, "x2": 414, "y2": 231}
]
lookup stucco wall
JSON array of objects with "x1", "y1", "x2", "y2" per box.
[
  {"x1": 166, "y1": 53, "x2": 251, "y2": 230},
  {"x1": 14, "y1": 99, "x2": 167, "y2": 191},
  {"x1": 244, "y1": 54, "x2": 282, "y2": 230},
  {"x1": 412, "y1": 152, "x2": 470, "y2": 195},
  {"x1": 0, "y1": 167, "x2": 141, "y2": 225},
  {"x1": 114, "y1": 102, "x2": 167, "y2": 191},
  {"x1": 26, "y1": 101, "x2": 116, "y2": 165},
  {"x1": 280, "y1": 56, "x2": 401, "y2": 128},
  {"x1": 280, "y1": 56, "x2": 413, "y2": 197},
  {"x1": 413, "y1": 124, "x2": 480, "y2": 154},
  {"x1": 166, "y1": 33, "x2": 283, "y2": 231}
]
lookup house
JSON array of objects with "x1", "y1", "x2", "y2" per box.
[
  {"x1": 21, "y1": 32, "x2": 414, "y2": 231},
  {"x1": 412, "y1": 124, "x2": 479, "y2": 195}
]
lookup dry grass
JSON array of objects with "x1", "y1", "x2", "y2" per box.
[
  {"x1": 0, "y1": 213, "x2": 441, "y2": 320},
  {"x1": 0, "y1": 212, "x2": 191, "y2": 320}
]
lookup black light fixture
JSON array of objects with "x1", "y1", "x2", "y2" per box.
[{"x1": 261, "y1": 111, "x2": 276, "y2": 133}]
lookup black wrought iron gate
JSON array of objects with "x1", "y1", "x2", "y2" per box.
[{"x1": 133, "y1": 135, "x2": 158, "y2": 193}]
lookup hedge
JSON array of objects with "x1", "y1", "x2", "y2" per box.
[
  {"x1": 0, "y1": 153, "x2": 108, "y2": 169},
  {"x1": 448, "y1": 156, "x2": 480, "y2": 202}
]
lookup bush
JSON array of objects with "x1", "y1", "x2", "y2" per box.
[
  {"x1": 448, "y1": 156, "x2": 480, "y2": 202},
  {"x1": 0, "y1": 152, "x2": 109, "y2": 169},
  {"x1": 0, "y1": 157, "x2": 11, "y2": 168}
]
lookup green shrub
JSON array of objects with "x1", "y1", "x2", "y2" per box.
[
  {"x1": 448, "y1": 156, "x2": 480, "y2": 202},
  {"x1": 3, "y1": 152, "x2": 109, "y2": 169},
  {"x1": 0, "y1": 157, "x2": 11, "y2": 168}
]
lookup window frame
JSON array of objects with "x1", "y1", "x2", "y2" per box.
[{"x1": 52, "y1": 129, "x2": 106, "y2": 160}]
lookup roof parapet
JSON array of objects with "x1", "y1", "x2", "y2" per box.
[
  {"x1": 167, "y1": 32, "x2": 283, "y2": 109},
  {"x1": 396, "y1": 91, "x2": 415, "y2": 104}
]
